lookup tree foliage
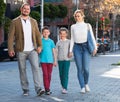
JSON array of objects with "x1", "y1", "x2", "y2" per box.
[
  {"x1": 30, "y1": 11, "x2": 40, "y2": 23},
  {"x1": 57, "y1": 4, "x2": 67, "y2": 18},
  {"x1": 0, "y1": 0, "x2": 6, "y2": 26}
]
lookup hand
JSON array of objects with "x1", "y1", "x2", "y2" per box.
[
  {"x1": 53, "y1": 62, "x2": 57, "y2": 67},
  {"x1": 9, "y1": 51, "x2": 15, "y2": 57},
  {"x1": 68, "y1": 52, "x2": 73, "y2": 58},
  {"x1": 37, "y1": 47, "x2": 42, "y2": 53},
  {"x1": 92, "y1": 49, "x2": 97, "y2": 56}
]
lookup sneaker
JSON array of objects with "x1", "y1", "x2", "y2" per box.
[
  {"x1": 45, "y1": 90, "x2": 52, "y2": 95},
  {"x1": 80, "y1": 87, "x2": 85, "y2": 94},
  {"x1": 85, "y1": 84, "x2": 90, "y2": 92},
  {"x1": 23, "y1": 90, "x2": 29, "y2": 96},
  {"x1": 62, "y1": 89, "x2": 68, "y2": 94},
  {"x1": 37, "y1": 89, "x2": 45, "y2": 96}
]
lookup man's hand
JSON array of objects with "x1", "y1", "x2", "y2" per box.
[
  {"x1": 9, "y1": 51, "x2": 15, "y2": 57},
  {"x1": 37, "y1": 47, "x2": 42, "y2": 53}
]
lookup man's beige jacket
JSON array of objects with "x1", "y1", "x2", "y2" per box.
[{"x1": 8, "y1": 16, "x2": 42, "y2": 52}]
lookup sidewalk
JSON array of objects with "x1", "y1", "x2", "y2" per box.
[{"x1": 0, "y1": 51, "x2": 120, "y2": 102}]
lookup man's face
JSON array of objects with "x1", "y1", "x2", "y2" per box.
[{"x1": 21, "y1": 5, "x2": 30, "y2": 16}]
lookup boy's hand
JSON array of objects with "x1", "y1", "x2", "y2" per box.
[{"x1": 37, "y1": 47, "x2": 42, "y2": 53}]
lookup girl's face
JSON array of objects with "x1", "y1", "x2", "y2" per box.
[
  {"x1": 74, "y1": 12, "x2": 83, "y2": 22},
  {"x1": 42, "y1": 29, "x2": 50, "y2": 39},
  {"x1": 59, "y1": 31, "x2": 67, "y2": 40}
]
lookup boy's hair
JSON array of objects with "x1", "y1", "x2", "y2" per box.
[
  {"x1": 59, "y1": 27, "x2": 69, "y2": 34},
  {"x1": 42, "y1": 26, "x2": 50, "y2": 32}
]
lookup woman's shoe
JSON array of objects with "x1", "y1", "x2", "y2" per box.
[
  {"x1": 85, "y1": 84, "x2": 90, "y2": 92},
  {"x1": 80, "y1": 87, "x2": 85, "y2": 94}
]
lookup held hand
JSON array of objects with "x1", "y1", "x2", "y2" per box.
[
  {"x1": 9, "y1": 51, "x2": 15, "y2": 57},
  {"x1": 37, "y1": 47, "x2": 42, "y2": 53},
  {"x1": 68, "y1": 52, "x2": 73, "y2": 58},
  {"x1": 53, "y1": 62, "x2": 57, "y2": 67}
]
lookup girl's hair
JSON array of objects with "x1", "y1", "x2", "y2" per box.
[
  {"x1": 73, "y1": 9, "x2": 85, "y2": 18},
  {"x1": 59, "y1": 27, "x2": 69, "y2": 34},
  {"x1": 42, "y1": 26, "x2": 50, "y2": 32}
]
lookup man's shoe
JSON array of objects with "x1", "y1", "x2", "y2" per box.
[
  {"x1": 37, "y1": 89, "x2": 45, "y2": 96},
  {"x1": 85, "y1": 84, "x2": 90, "y2": 92},
  {"x1": 23, "y1": 90, "x2": 29, "y2": 96},
  {"x1": 80, "y1": 87, "x2": 85, "y2": 94}
]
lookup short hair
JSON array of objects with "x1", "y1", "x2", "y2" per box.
[
  {"x1": 21, "y1": 3, "x2": 30, "y2": 9},
  {"x1": 59, "y1": 27, "x2": 69, "y2": 34},
  {"x1": 73, "y1": 9, "x2": 85, "y2": 18},
  {"x1": 42, "y1": 26, "x2": 50, "y2": 32}
]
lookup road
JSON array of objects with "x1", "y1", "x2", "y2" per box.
[{"x1": 0, "y1": 51, "x2": 120, "y2": 102}]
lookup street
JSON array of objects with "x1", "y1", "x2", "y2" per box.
[{"x1": 0, "y1": 51, "x2": 120, "y2": 102}]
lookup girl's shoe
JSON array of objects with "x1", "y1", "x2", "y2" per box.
[
  {"x1": 62, "y1": 89, "x2": 68, "y2": 94},
  {"x1": 80, "y1": 87, "x2": 85, "y2": 94},
  {"x1": 85, "y1": 84, "x2": 90, "y2": 92}
]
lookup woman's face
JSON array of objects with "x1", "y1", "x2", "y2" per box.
[{"x1": 74, "y1": 12, "x2": 83, "y2": 22}]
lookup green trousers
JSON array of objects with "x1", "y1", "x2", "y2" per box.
[{"x1": 58, "y1": 60, "x2": 70, "y2": 90}]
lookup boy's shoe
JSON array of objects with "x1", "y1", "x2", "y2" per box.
[
  {"x1": 62, "y1": 89, "x2": 68, "y2": 94},
  {"x1": 80, "y1": 87, "x2": 85, "y2": 94},
  {"x1": 45, "y1": 90, "x2": 52, "y2": 95},
  {"x1": 85, "y1": 84, "x2": 90, "y2": 92},
  {"x1": 37, "y1": 89, "x2": 45, "y2": 96},
  {"x1": 23, "y1": 90, "x2": 29, "y2": 96}
]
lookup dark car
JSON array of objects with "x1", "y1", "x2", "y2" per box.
[{"x1": 0, "y1": 41, "x2": 16, "y2": 61}]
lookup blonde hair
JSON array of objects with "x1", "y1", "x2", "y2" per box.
[{"x1": 73, "y1": 9, "x2": 85, "y2": 18}]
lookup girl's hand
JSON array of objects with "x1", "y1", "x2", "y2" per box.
[
  {"x1": 53, "y1": 62, "x2": 57, "y2": 67},
  {"x1": 68, "y1": 52, "x2": 73, "y2": 58}
]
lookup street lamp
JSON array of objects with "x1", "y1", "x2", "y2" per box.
[{"x1": 40, "y1": 0, "x2": 44, "y2": 32}]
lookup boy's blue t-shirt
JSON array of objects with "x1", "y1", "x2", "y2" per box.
[{"x1": 39, "y1": 38, "x2": 55, "y2": 63}]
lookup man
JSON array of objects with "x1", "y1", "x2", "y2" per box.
[{"x1": 8, "y1": 3, "x2": 44, "y2": 96}]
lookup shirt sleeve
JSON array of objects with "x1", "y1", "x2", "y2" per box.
[{"x1": 69, "y1": 25, "x2": 74, "y2": 52}]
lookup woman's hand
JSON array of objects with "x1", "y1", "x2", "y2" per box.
[{"x1": 92, "y1": 49, "x2": 97, "y2": 56}]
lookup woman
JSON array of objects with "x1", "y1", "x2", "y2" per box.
[{"x1": 69, "y1": 9, "x2": 97, "y2": 93}]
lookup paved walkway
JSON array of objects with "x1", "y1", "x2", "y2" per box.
[{"x1": 0, "y1": 51, "x2": 120, "y2": 102}]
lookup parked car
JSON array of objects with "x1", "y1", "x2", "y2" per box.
[{"x1": 0, "y1": 41, "x2": 16, "y2": 61}]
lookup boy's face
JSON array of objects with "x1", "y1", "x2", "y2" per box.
[
  {"x1": 59, "y1": 31, "x2": 67, "y2": 39},
  {"x1": 42, "y1": 29, "x2": 50, "y2": 38}
]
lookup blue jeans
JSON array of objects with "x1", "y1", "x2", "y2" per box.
[
  {"x1": 73, "y1": 43, "x2": 91, "y2": 88},
  {"x1": 17, "y1": 50, "x2": 42, "y2": 92}
]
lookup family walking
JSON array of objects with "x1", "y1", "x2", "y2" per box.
[{"x1": 8, "y1": 3, "x2": 97, "y2": 96}]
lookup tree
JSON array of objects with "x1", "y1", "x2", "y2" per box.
[
  {"x1": 4, "y1": 17, "x2": 11, "y2": 40},
  {"x1": 48, "y1": 3, "x2": 60, "y2": 20},
  {"x1": 57, "y1": 4, "x2": 67, "y2": 18},
  {"x1": 115, "y1": 14, "x2": 120, "y2": 28},
  {"x1": 0, "y1": 0, "x2": 6, "y2": 26},
  {"x1": 30, "y1": 11, "x2": 40, "y2": 23}
]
